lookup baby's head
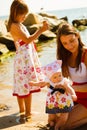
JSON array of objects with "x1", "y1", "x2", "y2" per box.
[
  {"x1": 50, "y1": 71, "x2": 63, "y2": 83},
  {"x1": 42, "y1": 60, "x2": 63, "y2": 83}
]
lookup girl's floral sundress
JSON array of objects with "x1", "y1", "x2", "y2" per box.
[{"x1": 13, "y1": 41, "x2": 44, "y2": 97}]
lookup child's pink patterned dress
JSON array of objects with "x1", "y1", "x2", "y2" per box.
[{"x1": 13, "y1": 25, "x2": 44, "y2": 97}]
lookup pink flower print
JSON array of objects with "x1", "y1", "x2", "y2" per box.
[
  {"x1": 30, "y1": 67, "x2": 34, "y2": 72},
  {"x1": 47, "y1": 92, "x2": 51, "y2": 96},
  {"x1": 31, "y1": 75, "x2": 36, "y2": 79},
  {"x1": 49, "y1": 96, "x2": 55, "y2": 103},
  {"x1": 23, "y1": 70, "x2": 28, "y2": 74},
  {"x1": 54, "y1": 102, "x2": 58, "y2": 108},
  {"x1": 26, "y1": 45, "x2": 29, "y2": 49},
  {"x1": 61, "y1": 97, "x2": 66, "y2": 103},
  {"x1": 24, "y1": 84, "x2": 28, "y2": 89},
  {"x1": 66, "y1": 93, "x2": 69, "y2": 96},
  {"x1": 18, "y1": 69, "x2": 22, "y2": 74},
  {"x1": 46, "y1": 101, "x2": 48, "y2": 106},
  {"x1": 43, "y1": 67, "x2": 46, "y2": 70},
  {"x1": 53, "y1": 64, "x2": 57, "y2": 69},
  {"x1": 48, "y1": 66, "x2": 52, "y2": 71},
  {"x1": 20, "y1": 76, "x2": 23, "y2": 80},
  {"x1": 36, "y1": 67, "x2": 41, "y2": 73}
]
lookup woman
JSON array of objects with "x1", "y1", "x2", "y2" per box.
[
  {"x1": 56, "y1": 22, "x2": 87, "y2": 129},
  {"x1": 7, "y1": 0, "x2": 48, "y2": 123}
]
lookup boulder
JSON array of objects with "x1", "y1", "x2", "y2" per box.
[
  {"x1": 23, "y1": 13, "x2": 40, "y2": 26},
  {"x1": 0, "y1": 35, "x2": 16, "y2": 51},
  {"x1": 72, "y1": 19, "x2": 87, "y2": 27},
  {"x1": 38, "y1": 30, "x2": 56, "y2": 41}
]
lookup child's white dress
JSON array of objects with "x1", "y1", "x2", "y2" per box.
[{"x1": 13, "y1": 25, "x2": 44, "y2": 97}]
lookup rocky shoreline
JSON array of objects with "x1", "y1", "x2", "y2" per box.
[{"x1": 0, "y1": 11, "x2": 87, "y2": 57}]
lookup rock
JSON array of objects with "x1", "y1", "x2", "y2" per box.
[
  {"x1": 0, "y1": 43, "x2": 9, "y2": 54},
  {"x1": 23, "y1": 13, "x2": 40, "y2": 26},
  {"x1": 0, "y1": 104, "x2": 9, "y2": 111},
  {"x1": 77, "y1": 25, "x2": 87, "y2": 31},
  {"x1": 39, "y1": 30, "x2": 56, "y2": 41},
  {"x1": 38, "y1": 12, "x2": 58, "y2": 19},
  {"x1": 0, "y1": 36, "x2": 16, "y2": 51},
  {"x1": 72, "y1": 19, "x2": 87, "y2": 28},
  {"x1": 26, "y1": 24, "x2": 40, "y2": 35}
]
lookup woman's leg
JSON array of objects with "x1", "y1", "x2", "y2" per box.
[
  {"x1": 48, "y1": 114, "x2": 56, "y2": 126},
  {"x1": 24, "y1": 94, "x2": 32, "y2": 118},
  {"x1": 62, "y1": 104, "x2": 87, "y2": 130}
]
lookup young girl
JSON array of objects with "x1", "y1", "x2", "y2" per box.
[
  {"x1": 29, "y1": 60, "x2": 77, "y2": 130},
  {"x1": 7, "y1": 0, "x2": 48, "y2": 123},
  {"x1": 56, "y1": 22, "x2": 87, "y2": 130}
]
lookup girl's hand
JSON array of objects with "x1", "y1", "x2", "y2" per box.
[
  {"x1": 41, "y1": 21, "x2": 49, "y2": 32},
  {"x1": 29, "y1": 81, "x2": 34, "y2": 86}
]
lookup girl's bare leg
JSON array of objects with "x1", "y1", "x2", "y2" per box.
[
  {"x1": 17, "y1": 97, "x2": 25, "y2": 114},
  {"x1": 17, "y1": 97, "x2": 25, "y2": 123},
  {"x1": 61, "y1": 104, "x2": 87, "y2": 130},
  {"x1": 24, "y1": 94, "x2": 32, "y2": 118},
  {"x1": 55, "y1": 113, "x2": 68, "y2": 130}
]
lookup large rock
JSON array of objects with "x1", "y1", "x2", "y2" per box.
[
  {"x1": 72, "y1": 19, "x2": 87, "y2": 27},
  {"x1": 39, "y1": 30, "x2": 56, "y2": 41},
  {"x1": 23, "y1": 13, "x2": 41, "y2": 26},
  {"x1": 0, "y1": 43, "x2": 9, "y2": 55},
  {"x1": 0, "y1": 35, "x2": 16, "y2": 51}
]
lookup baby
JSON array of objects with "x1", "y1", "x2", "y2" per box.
[{"x1": 29, "y1": 60, "x2": 77, "y2": 130}]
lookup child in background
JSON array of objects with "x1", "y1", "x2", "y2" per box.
[{"x1": 29, "y1": 60, "x2": 77, "y2": 130}]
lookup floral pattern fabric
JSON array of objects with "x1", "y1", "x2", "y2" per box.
[
  {"x1": 46, "y1": 88, "x2": 74, "y2": 114},
  {"x1": 13, "y1": 42, "x2": 44, "y2": 97}
]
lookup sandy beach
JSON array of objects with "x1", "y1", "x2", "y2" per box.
[
  {"x1": 1, "y1": 83, "x2": 87, "y2": 130},
  {"x1": 0, "y1": 83, "x2": 49, "y2": 130}
]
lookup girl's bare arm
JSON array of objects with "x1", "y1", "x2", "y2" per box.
[
  {"x1": 29, "y1": 81, "x2": 50, "y2": 88},
  {"x1": 11, "y1": 21, "x2": 49, "y2": 43}
]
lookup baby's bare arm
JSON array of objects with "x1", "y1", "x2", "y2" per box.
[
  {"x1": 65, "y1": 84, "x2": 77, "y2": 101},
  {"x1": 29, "y1": 81, "x2": 50, "y2": 88}
]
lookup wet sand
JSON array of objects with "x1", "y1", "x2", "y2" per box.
[{"x1": 0, "y1": 84, "x2": 48, "y2": 130}]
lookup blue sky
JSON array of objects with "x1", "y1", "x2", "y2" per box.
[{"x1": 0, "y1": 0, "x2": 87, "y2": 16}]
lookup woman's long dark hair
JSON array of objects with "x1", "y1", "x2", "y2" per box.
[
  {"x1": 56, "y1": 22, "x2": 84, "y2": 77},
  {"x1": 7, "y1": 0, "x2": 29, "y2": 31}
]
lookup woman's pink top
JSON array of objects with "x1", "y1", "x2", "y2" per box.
[{"x1": 69, "y1": 50, "x2": 87, "y2": 108}]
